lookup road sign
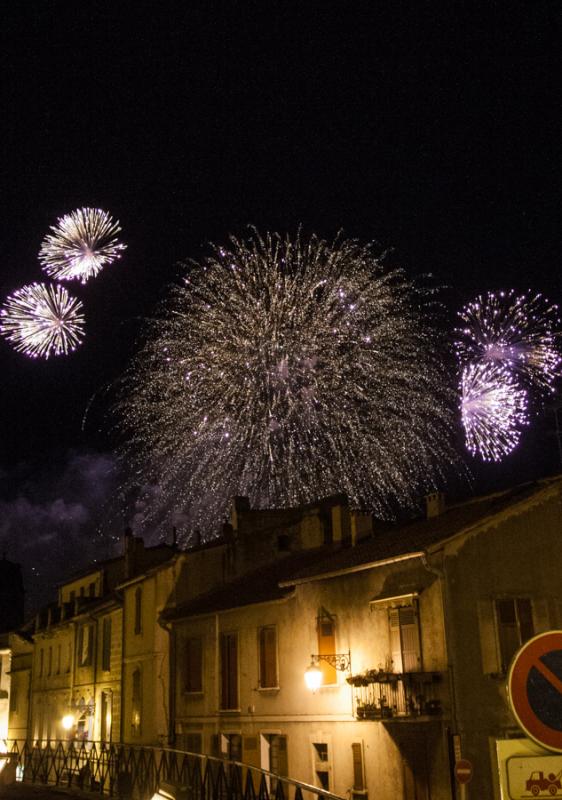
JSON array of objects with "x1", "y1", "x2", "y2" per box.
[
  {"x1": 508, "y1": 630, "x2": 562, "y2": 752},
  {"x1": 454, "y1": 759, "x2": 473, "y2": 784}
]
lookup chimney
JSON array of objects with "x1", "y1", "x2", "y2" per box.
[
  {"x1": 425, "y1": 492, "x2": 446, "y2": 519},
  {"x1": 230, "y1": 496, "x2": 250, "y2": 531}
]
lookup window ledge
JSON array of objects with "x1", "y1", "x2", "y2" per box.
[
  {"x1": 257, "y1": 686, "x2": 280, "y2": 694},
  {"x1": 184, "y1": 690, "x2": 204, "y2": 697},
  {"x1": 219, "y1": 708, "x2": 241, "y2": 714}
]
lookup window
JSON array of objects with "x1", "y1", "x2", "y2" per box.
[
  {"x1": 496, "y1": 598, "x2": 534, "y2": 673},
  {"x1": 102, "y1": 617, "x2": 112, "y2": 672},
  {"x1": 219, "y1": 733, "x2": 242, "y2": 760},
  {"x1": 66, "y1": 642, "x2": 71, "y2": 673},
  {"x1": 389, "y1": 605, "x2": 421, "y2": 673},
  {"x1": 182, "y1": 733, "x2": 202, "y2": 754},
  {"x1": 134, "y1": 587, "x2": 142, "y2": 635},
  {"x1": 185, "y1": 637, "x2": 203, "y2": 692},
  {"x1": 478, "y1": 596, "x2": 541, "y2": 675},
  {"x1": 220, "y1": 632, "x2": 238, "y2": 710},
  {"x1": 80, "y1": 586, "x2": 85, "y2": 598},
  {"x1": 351, "y1": 742, "x2": 366, "y2": 796},
  {"x1": 78, "y1": 624, "x2": 94, "y2": 666},
  {"x1": 131, "y1": 668, "x2": 142, "y2": 736},
  {"x1": 56, "y1": 644, "x2": 61, "y2": 675},
  {"x1": 259, "y1": 626, "x2": 278, "y2": 688},
  {"x1": 39, "y1": 649, "x2": 44, "y2": 677},
  {"x1": 70, "y1": 591, "x2": 75, "y2": 604},
  {"x1": 317, "y1": 609, "x2": 337, "y2": 685},
  {"x1": 312, "y1": 741, "x2": 332, "y2": 791},
  {"x1": 100, "y1": 690, "x2": 112, "y2": 743},
  {"x1": 89, "y1": 582, "x2": 96, "y2": 598},
  {"x1": 47, "y1": 646, "x2": 52, "y2": 676}
]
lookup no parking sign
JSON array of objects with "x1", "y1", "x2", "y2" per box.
[{"x1": 507, "y1": 631, "x2": 562, "y2": 752}]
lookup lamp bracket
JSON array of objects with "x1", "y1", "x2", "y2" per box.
[{"x1": 310, "y1": 651, "x2": 351, "y2": 672}]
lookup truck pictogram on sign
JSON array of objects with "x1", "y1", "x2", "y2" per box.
[{"x1": 525, "y1": 770, "x2": 562, "y2": 796}]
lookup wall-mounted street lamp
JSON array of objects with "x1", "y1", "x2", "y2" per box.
[
  {"x1": 304, "y1": 651, "x2": 351, "y2": 691},
  {"x1": 61, "y1": 714, "x2": 75, "y2": 731}
]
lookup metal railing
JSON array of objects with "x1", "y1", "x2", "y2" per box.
[
  {"x1": 347, "y1": 670, "x2": 445, "y2": 719},
  {"x1": 1, "y1": 740, "x2": 344, "y2": 800}
]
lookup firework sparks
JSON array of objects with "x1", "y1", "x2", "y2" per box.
[
  {"x1": 460, "y1": 361, "x2": 529, "y2": 462},
  {"x1": 39, "y1": 207, "x2": 126, "y2": 283},
  {"x1": 0, "y1": 282, "x2": 85, "y2": 358},
  {"x1": 117, "y1": 230, "x2": 457, "y2": 536},
  {"x1": 455, "y1": 290, "x2": 561, "y2": 395}
]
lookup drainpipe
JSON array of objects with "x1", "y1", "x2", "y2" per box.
[
  {"x1": 159, "y1": 617, "x2": 175, "y2": 747},
  {"x1": 421, "y1": 551, "x2": 460, "y2": 798}
]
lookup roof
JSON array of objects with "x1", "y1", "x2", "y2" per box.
[
  {"x1": 161, "y1": 545, "x2": 340, "y2": 621},
  {"x1": 283, "y1": 478, "x2": 558, "y2": 585},
  {"x1": 164, "y1": 477, "x2": 561, "y2": 621}
]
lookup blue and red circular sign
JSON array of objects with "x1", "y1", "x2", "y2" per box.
[{"x1": 507, "y1": 630, "x2": 562, "y2": 752}]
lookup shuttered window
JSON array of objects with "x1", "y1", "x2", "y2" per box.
[
  {"x1": 496, "y1": 597, "x2": 534, "y2": 673},
  {"x1": 389, "y1": 605, "x2": 421, "y2": 673},
  {"x1": 259, "y1": 626, "x2": 278, "y2": 688},
  {"x1": 317, "y1": 611, "x2": 337, "y2": 685},
  {"x1": 351, "y1": 742, "x2": 365, "y2": 791},
  {"x1": 185, "y1": 637, "x2": 203, "y2": 692},
  {"x1": 220, "y1": 633, "x2": 238, "y2": 710}
]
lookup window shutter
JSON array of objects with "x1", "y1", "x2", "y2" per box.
[
  {"x1": 399, "y1": 606, "x2": 422, "y2": 672},
  {"x1": 317, "y1": 614, "x2": 337, "y2": 684},
  {"x1": 477, "y1": 599, "x2": 500, "y2": 675},
  {"x1": 532, "y1": 597, "x2": 550, "y2": 634},
  {"x1": 352, "y1": 742, "x2": 365, "y2": 790},
  {"x1": 243, "y1": 736, "x2": 260, "y2": 768},
  {"x1": 389, "y1": 609, "x2": 403, "y2": 673},
  {"x1": 260, "y1": 627, "x2": 278, "y2": 688}
]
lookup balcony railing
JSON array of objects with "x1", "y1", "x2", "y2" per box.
[
  {"x1": 347, "y1": 670, "x2": 445, "y2": 720},
  {"x1": 1, "y1": 739, "x2": 345, "y2": 800}
]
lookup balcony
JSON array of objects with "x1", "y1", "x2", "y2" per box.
[{"x1": 347, "y1": 669, "x2": 445, "y2": 721}]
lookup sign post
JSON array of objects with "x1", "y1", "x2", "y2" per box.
[{"x1": 507, "y1": 630, "x2": 562, "y2": 753}]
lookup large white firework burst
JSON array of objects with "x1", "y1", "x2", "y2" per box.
[
  {"x1": 455, "y1": 290, "x2": 561, "y2": 396},
  {"x1": 460, "y1": 361, "x2": 529, "y2": 462},
  {"x1": 39, "y1": 207, "x2": 126, "y2": 283},
  {"x1": 117, "y1": 230, "x2": 457, "y2": 536},
  {"x1": 0, "y1": 282, "x2": 85, "y2": 359}
]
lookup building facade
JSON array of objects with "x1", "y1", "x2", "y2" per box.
[{"x1": 4, "y1": 478, "x2": 562, "y2": 800}]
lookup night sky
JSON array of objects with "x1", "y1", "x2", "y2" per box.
[{"x1": 1, "y1": 4, "x2": 562, "y2": 607}]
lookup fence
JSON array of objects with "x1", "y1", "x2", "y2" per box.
[{"x1": 1, "y1": 740, "x2": 344, "y2": 800}]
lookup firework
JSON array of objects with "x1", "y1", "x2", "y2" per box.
[
  {"x1": 0, "y1": 282, "x2": 85, "y2": 358},
  {"x1": 460, "y1": 361, "x2": 529, "y2": 462},
  {"x1": 455, "y1": 290, "x2": 561, "y2": 395},
  {"x1": 117, "y1": 230, "x2": 457, "y2": 536},
  {"x1": 39, "y1": 207, "x2": 126, "y2": 283}
]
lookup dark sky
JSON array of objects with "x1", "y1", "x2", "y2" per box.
[{"x1": 1, "y1": 3, "x2": 562, "y2": 603}]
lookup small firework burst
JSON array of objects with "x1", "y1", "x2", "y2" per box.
[
  {"x1": 0, "y1": 282, "x2": 85, "y2": 358},
  {"x1": 460, "y1": 361, "x2": 529, "y2": 462},
  {"x1": 455, "y1": 290, "x2": 561, "y2": 396},
  {"x1": 39, "y1": 207, "x2": 126, "y2": 283}
]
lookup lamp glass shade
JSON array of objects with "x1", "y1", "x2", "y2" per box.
[
  {"x1": 304, "y1": 661, "x2": 323, "y2": 691},
  {"x1": 61, "y1": 714, "x2": 75, "y2": 730}
]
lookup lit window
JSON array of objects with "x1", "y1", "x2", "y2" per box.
[{"x1": 131, "y1": 668, "x2": 142, "y2": 736}]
